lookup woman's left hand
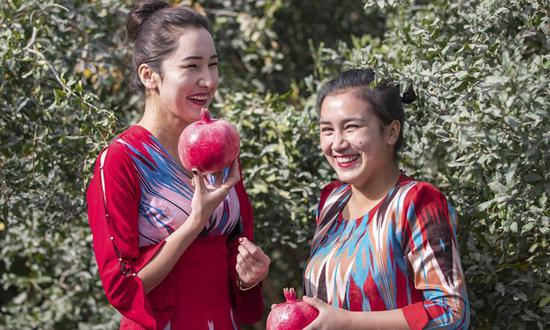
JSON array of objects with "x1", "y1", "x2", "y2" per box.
[
  {"x1": 236, "y1": 237, "x2": 270, "y2": 289},
  {"x1": 302, "y1": 296, "x2": 350, "y2": 330}
]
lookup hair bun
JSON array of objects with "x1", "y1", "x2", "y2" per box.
[
  {"x1": 127, "y1": 0, "x2": 171, "y2": 42},
  {"x1": 401, "y1": 84, "x2": 417, "y2": 104}
]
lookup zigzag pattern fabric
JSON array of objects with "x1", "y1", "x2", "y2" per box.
[
  {"x1": 304, "y1": 175, "x2": 470, "y2": 329},
  {"x1": 115, "y1": 126, "x2": 241, "y2": 247}
]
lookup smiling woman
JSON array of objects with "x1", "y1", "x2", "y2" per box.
[
  {"x1": 85, "y1": 1, "x2": 269, "y2": 329},
  {"x1": 300, "y1": 69, "x2": 470, "y2": 330}
]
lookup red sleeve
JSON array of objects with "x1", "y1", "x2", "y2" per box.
[
  {"x1": 399, "y1": 183, "x2": 470, "y2": 329},
  {"x1": 86, "y1": 146, "x2": 166, "y2": 330},
  {"x1": 227, "y1": 169, "x2": 264, "y2": 325}
]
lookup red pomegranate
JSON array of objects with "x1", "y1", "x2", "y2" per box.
[
  {"x1": 178, "y1": 108, "x2": 240, "y2": 173},
  {"x1": 266, "y1": 288, "x2": 319, "y2": 330}
]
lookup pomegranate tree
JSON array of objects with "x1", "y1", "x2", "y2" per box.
[
  {"x1": 178, "y1": 108, "x2": 240, "y2": 173},
  {"x1": 266, "y1": 288, "x2": 319, "y2": 330}
]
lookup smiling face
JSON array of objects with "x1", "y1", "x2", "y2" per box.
[
  {"x1": 154, "y1": 27, "x2": 219, "y2": 125},
  {"x1": 319, "y1": 90, "x2": 399, "y2": 189}
]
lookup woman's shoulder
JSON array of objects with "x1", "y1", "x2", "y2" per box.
[
  {"x1": 89, "y1": 126, "x2": 151, "y2": 179},
  {"x1": 319, "y1": 180, "x2": 346, "y2": 198},
  {"x1": 96, "y1": 126, "x2": 151, "y2": 162},
  {"x1": 397, "y1": 174, "x2": 450, "y2": 207},
  {"x1": 317, "y1": 180, "x2": 349, "y2": 212}
]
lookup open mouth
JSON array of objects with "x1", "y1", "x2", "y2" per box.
[
  {"x1": 334, "y1": 154, "x2": 360, "y2": 168},
  {"x1": 187, "y1": 94, "x2": 209, "y2": 106}
]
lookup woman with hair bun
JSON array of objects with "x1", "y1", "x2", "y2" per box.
[
  {"x1": 300, "y1": 69, "x2": 470, "y2": 329},
  {"x1": 86, "y1": 1, "x2": 269, "y2": 329}
]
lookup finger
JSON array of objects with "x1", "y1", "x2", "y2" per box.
[
  {"x1": 235, "y1": 263, "x2": 250, "y2": 282},
  {"x1": 192, "y1": 169, "x2": 206, "y2": 193},
  {"x1": 239, "y1": 237, "x2": 268, "y2": 263},
  {"x1": 235, "y1": 261, "x2": 245, "y2": 276},
  {"x1": 213, "y1": 171, "x2": 224, "y2": 186},
  {"x1": 236, "y1": 253, "x2": 252, "y2": 270},
  {"x1": 237, "y1": 243, "x2": 259, "y2": 266},
  {"x1": 302, "y1": 296, "x2": 323, "y2": 309}
]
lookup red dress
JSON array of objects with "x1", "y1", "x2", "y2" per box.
[{"x1": 86, "y1": 126, "x2": 263, "y2": 329}]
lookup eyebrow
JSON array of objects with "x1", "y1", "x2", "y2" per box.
[
  {"x1": 181, "y1": 55, "x2": 218, "y2": 61},
  {"x1": 318, "y1": 117, "x2": 365, "y2": 125}
]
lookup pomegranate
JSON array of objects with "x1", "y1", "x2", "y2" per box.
[
  {"x1": 178, "y1": 108, "x2": 240, "y2": 173},
  {"x1": 266, "y1": 288, "x2": 319, "y2": 330}
]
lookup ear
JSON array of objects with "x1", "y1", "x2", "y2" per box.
[
  {"x1": 138, "y1": 63, "x2": 160, "y2": 91},
  {"x1": 385, "y1": 120, "x2": 401, "y2": 145}
]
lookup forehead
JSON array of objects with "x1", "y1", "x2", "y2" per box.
[
  {"x1": 319, "y1": 91, "x2": 374, "y2": 121},
  {"x1": 165, "y1": 27, "x2": 216, "y2": 61}
]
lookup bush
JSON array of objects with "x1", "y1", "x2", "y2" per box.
[
  {"x1": 309, "y1": 0, "x2": 549, "y2": 327},
  {"x1": 1, "y1": 0, "x2": 548, "y2": 329}
]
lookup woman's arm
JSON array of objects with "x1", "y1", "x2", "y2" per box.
[
  {"x1": 398, "y1": 183, "x2": 470, "y2": 329},
  {"x1": 302, "y1": 297, "x2": 410, "y2": 330},
  {"x1": 137, "y1": 211, "x2": 206, "y2": 293}
]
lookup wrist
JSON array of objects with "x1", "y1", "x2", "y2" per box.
[
  {"x1": 187, "y1": 211, "x2": 209, "y2": 231},
  {"x1": 166, "y1": 213, "x2": 205, "y2": 242},
  {"x1": 237, "y1": 274, "x2": 260, "y2": 291}
]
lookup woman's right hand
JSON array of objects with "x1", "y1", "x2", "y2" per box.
[{"x1": 189, "y1": 160, "x2": 241, "y2": 228}]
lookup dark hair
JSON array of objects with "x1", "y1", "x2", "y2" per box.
[
  {"x1": 316, "y1": 68, "x2": 416, "y2": 160},
  {"x1": 126, "y1": 0, "x2": 213, "y2": 91}
]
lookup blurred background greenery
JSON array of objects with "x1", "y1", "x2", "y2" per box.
[{"x1": 1, "y1": 0, "x2": 548, "y2": 329}]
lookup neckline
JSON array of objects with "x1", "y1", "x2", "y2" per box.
[
  {"x1": 338, "y1": 173, "x2": 407, "y2": 223},
  {"x1": 130, "y1": 125, "x2": 191, "y2": 176}
]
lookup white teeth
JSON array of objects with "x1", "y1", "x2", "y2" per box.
[
  {"x1": 335, "y1": 155, "x2": 359, "y2": 163},
  {"x1": 188, "y1": 96, "x2": 207, "y2": 101}
]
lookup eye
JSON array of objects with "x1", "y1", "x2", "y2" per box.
[
  {"x1": 209, "y1": 62, "x2": 218, "y2": 67},
  {"x1": 181, "y1": 64, "x2": 198, "y2": 69},
  {"x1": 320, "y1": 127, "x2": 334, "y2": 135},
  {"x1": 344, "y1": 124, "x2": 359, "y2": 131}
]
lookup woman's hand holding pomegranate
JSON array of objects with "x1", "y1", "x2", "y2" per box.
[
  {"x1": 189, "y1": 160, "x2": 241, "y2": 228},
  {"x1": 236, "y1": 237, "x2": 270, "y2": 289},
  {"x1": 301, "y1": 296, "x2": 350, "y2": 330}
]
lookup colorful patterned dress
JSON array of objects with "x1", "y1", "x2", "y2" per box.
[
  {"x1": 86, "y1": 126, "x2": 263, "y2": 330},
  {"x1": 303, "y1": 175, "x2": 470, "y2": 329}
]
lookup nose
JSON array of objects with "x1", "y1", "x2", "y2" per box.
[
  {"x1": 331, "y1": 131, "x2": 349, "y2": 152},
  {"x1": 198, "y1": 69, "x2": 216, "y2": 89}
]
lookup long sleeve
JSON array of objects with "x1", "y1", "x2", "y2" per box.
[
  {"x1": 86, "y1": 145, "x2": 168, "y2": 330},
  {"x1": 227, "y1": 176, "x2": 264, "y2": 324},
  {"x1": 400, "y1": 183, "x2": 470, "y2": 330}
]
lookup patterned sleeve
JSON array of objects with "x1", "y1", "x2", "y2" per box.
[
  {"x1": 86, "y1": 145, "x2": 167, "y2": 329},
  {"x1": 399, "y1": 183, "x2": 470, "y2": 330}
]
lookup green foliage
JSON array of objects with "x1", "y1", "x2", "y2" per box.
[
  {"x1": 214, "y1": 92, "x2": 329, "y2": 318},
  {"x1": 0, "y1": 0, "x2": 127, "y2": 328},
  {"x1": 1, "y1": 0, "x2": 548, "y2": 329},
  {"x1": 0, "y1": 0, "x2": 359, "y2": 328},
  {"x1": 312, "y1": 0, "x2": 550, "y2": 328}
]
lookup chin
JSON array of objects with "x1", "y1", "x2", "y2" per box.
[{"x1": 334, "y1": 170, "x2": 357, "y2": 184}]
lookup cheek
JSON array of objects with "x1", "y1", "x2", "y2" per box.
[
  {"x1": 319, "y1": 135, "x2": 332, "y2": 154},
  {"x1": 347, "y1": 134, "x2": 367, "y2": 151},
  {"x1": 212, "y1": 70, "x2": 220, "y2": 86}
]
